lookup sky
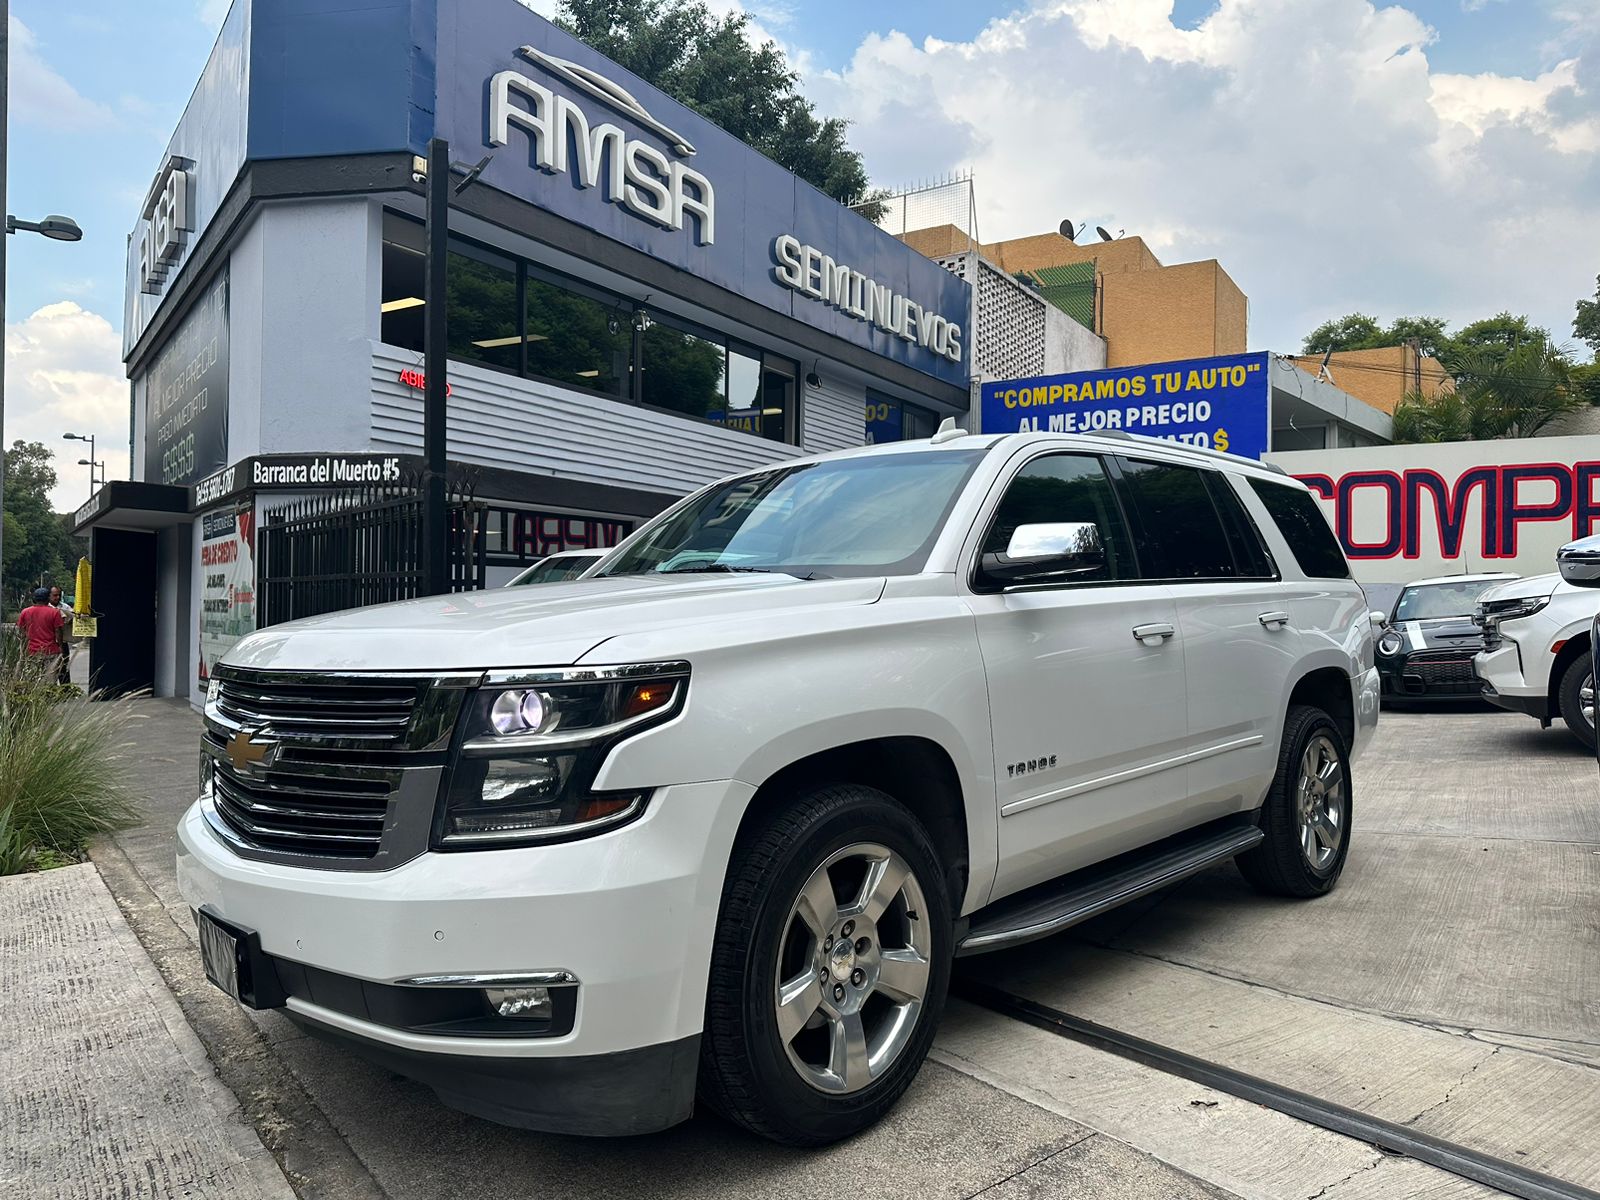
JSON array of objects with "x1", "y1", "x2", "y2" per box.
[{"x1": 5, "y1": 0, "x2": 1598, "y2": 511}]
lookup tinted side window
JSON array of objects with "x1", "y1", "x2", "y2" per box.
[
  {"x1": 980, "y1": 454, "x2": 1136, "y2": 585},
  {"x1": 1114, "y1": 458, "x2": 1238, "y2": 579},
  {"x1": 1247, "y1": 478, "x2": 1351, "y2": 579},
  {"x1": 1206, "y1": 473, "x2": 1277, "y2": 579}
]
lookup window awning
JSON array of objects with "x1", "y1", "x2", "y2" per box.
[{"x1": 72, "y1": 481, "x2": 191, "y2": 534}]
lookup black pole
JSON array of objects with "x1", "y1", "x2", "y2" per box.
[{"x1": 422, "y1": 137, "x2": 450, "y2": 595}]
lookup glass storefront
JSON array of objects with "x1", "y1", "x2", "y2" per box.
[{"x1": 379, "y1": 212, "x2": 798, "y2": 443}]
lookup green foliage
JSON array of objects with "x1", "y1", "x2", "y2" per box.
[
  {"x1": 0, "y1": 639, "x2": 139, "y2": 875},
  {"x1": 1575, "y1": 274, "x2": 1600, "y2": 356},
  {"x1": 1301, "y1": 312, "x2": 1452, "y2": 359},
  {"x1": 1389, "y1": 339, "x2": 1581, "y2": 444},
  {"x1": 2, "y1": 441, "x2": 83, "y2": 609},
  {"x1": 556, "y1": 0, "x2": 884, "y2": 217}
]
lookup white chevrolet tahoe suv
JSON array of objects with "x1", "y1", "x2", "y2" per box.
[
  {"x1": 1475, "y1": 572, "x2": 1599, "y2": 748},
  {"x1": 178, "y1": 431, "x2": 1378, "y2": 1146}
]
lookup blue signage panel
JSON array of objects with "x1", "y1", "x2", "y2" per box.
[
  {"x1": 979, "y1": 352, "x2": 1270, "y2": 459},
  {"x1": 431, "y1": 6, "x2": 971, "y2": 387}
]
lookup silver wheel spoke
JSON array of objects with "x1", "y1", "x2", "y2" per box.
[
  {"x1": 829, "y1": 1009, "x2": 872, "y2": 1090},
  {"x1": 854, "y1": 855, "x2": 908, "y2": 923},
  {"x1": 875, "y1": 949, "x2": 929, "y2": 1004},
  {"x1": 1302, "y1": 822, "x2": 1318, "y2": 861},
  {"x1": 1318, "y1": 759, "x2": 1341, "y2": 788},
  {"x1": 775, "y1": 971, "x2": 822, "y2": 1045},
  {"x1": 1313, "y1": 813, "x2": 1338, "y2": 851},
  {"x1": 794, "y1": 868, "x2": 840, "y2": 939}
]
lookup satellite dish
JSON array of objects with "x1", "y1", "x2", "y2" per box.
[
  {"x1": 1059, "y1": 219, "x2": 1077, "y2": 241},
  {"x1": 1096, "y1": 225, "x2": 1115, "y2": 242}
]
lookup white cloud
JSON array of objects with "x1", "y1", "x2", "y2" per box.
[
  {"x1": 804, "y1": 0, "x2": 1600, "y2": 352},
  {"x1": 4, "y1": 303, "x2": 129, "y2": 512},
  {"x1": 198, "y1": 0, "x2": 233, "y2": 30},
  {"x1": 6, "y1": 17, "x2": 115, "y2": 130}
]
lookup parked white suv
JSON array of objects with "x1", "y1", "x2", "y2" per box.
[
  {"x1": 177, "y1": 431, "x2": 1378, "y2": 1146},
  {"x1": 1475, "y1": 573, "x2": 1598, "y2": 748}
]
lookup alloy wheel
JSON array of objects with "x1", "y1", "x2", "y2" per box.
[
  {"x1": 773, "y1": 842, "x2": 932, "y2": 1094},
  {"x1": 1297, "y1": 734, "x2": 1346, "y2": 871}
]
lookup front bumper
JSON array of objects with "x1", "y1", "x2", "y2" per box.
[
  {"x1": 1474, "y1": 638, "x2": 1547, "y2": 718},
  {"x1": 176, "y1": 777, "x2": 753, "y2": 1133}
]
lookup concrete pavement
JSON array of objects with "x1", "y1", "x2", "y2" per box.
[
  {"x1": 78, "y1": 695, "x2": 1600, "y2": 1198},
  {"x1": 0, "y1": 864, "x2": 292, "y2": 1200}
]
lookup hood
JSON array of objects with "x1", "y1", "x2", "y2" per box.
[
  {"x1": 222, "y1": 573, "x2": 887, "y2": 673},
  {"x1": 1476, "y1": 572, "x2": 1561, "y2": 605},
  {"x1": 1398, "y1": 617, "x2": 1482, "y2": 650}
]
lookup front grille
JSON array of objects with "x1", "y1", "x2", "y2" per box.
[
  {"x1": 1407, "y1": 650, "x2": 1479, "y2": 693},
  {"x1": 202, "y1": 667, "x2": 472, "y2": 870}
]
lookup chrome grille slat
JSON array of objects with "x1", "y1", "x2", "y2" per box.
[{"x1": 203, "y1": 668, "x2": 467, "y2": 866}]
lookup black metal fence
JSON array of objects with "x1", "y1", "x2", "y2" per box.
[{"x1": 257, "y1": 479, "x2": 486, "y2": 627}]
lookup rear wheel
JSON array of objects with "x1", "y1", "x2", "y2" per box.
[
  {"x1": 1237, "y1": 705, "x2": 1351, "y2": 898},
  {"x1": 1556, "y1": 654, "x2": 1596, "y2": 750},
  {"x1": 699, "y1": 784, "x2": 952, "y2": 1145}
]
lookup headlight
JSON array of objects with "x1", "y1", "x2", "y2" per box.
[
  {"x1": 436, "y1": 663, "x2": 688, "y2": 848},
  {"x1": 1378, "y1": 630, "x2": 1404, "y2": 657},
  {"x1": 1484, "y1": 596, "x2": 1550, "y2": 624}
]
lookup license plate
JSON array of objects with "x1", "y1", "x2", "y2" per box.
[{"x1": 198, "y1": 909, "x2": 243, "y2": 1000}]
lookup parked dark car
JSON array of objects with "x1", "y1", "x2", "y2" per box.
[{"x1": 1377, "y1": 573, "x2": 1517, "y2": 702}]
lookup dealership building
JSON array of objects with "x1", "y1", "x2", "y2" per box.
[{"x1": 76, "y1": 0, "x2": 976, "y2": 702}]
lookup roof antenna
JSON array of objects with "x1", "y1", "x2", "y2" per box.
[
  {"x1": 931, "y1": 416, "x2": 968, "y2": 444},
  {"x1": 1316, "y1": 348, "x2": 1335, "y2": 384}
]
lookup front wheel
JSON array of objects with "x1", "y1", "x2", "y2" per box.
[
  {"x1": 1556, "y1": 654, "x2": 1596, "y2": 750},
  {"x1": 1237, "y1": 705, "x2": 1352, "y2": 898},
  {"x1": 699, "y1": 784, "x2": 953, "y2": 1145}
]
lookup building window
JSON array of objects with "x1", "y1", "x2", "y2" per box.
[
  {"x1": 866, "y1": 392, "x2": 939, "y2": 444},
  {"x1": 379, "y1": 211, "x2": 798, "y2": 444}
]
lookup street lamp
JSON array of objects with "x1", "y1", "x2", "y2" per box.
[
  {"x1": 76, "y1": 458, "x2": 105, "y2": 490},
  {"x1": 64, "y1": 432, "x2": 97, "y2": 497},
  {"x1": 3, "y1": 0, "x2": 87, "y2": 596}
]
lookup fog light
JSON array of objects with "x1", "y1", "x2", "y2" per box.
[{"x1": 486, "y1": 985, "x2": 552, "y2": 1019}]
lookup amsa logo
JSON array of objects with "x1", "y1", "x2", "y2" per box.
[
  {"x1": 489, "y1": 46, "x2": 715, "y2": 245},
  {"x1": 138, "y1": 155, "x2": 195, "y2": 295}
]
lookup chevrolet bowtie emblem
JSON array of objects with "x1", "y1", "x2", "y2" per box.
[{"x1": 225, "y1": 729, "x2": 277, "y2": 772}]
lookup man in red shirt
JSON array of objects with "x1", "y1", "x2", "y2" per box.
[{"x1": 17, "y1": 587, "x2": 66, "y2": 675}]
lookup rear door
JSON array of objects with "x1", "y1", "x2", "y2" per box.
[
  {"x1": 1111, "y1": 457, "x2": 1295, "y2": 820},
  {"x1": 967, "y1": 450, "x2": 1190, "y2": 898}
]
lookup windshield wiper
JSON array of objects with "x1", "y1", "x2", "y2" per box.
[{"x1": 658, "y1": 564, "x2": 776, "y2": 574}]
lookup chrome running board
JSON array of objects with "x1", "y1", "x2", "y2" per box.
[{"x1": 957, "y1": 821, "x2": 1265, "y2": 957}]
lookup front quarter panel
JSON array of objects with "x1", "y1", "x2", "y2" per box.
[{"x1": 579, "y1": 585, "x2": 998, "y2": 914}]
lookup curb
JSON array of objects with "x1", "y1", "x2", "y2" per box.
[{"x1": 92, "y1": 837, "x2": 387, "y2": 1200}]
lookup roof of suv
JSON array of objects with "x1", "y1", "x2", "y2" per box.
[{"x1": 799, "y1": 429, "x2": 1295, "y2": 482}]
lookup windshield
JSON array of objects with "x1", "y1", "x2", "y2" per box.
[
  {"x1": 1393, "y1": 579, "x2": 1505, "y2": 621},
  {"x1": 598, "y1": 449, "x2": 986, "y2": 579},
  {"x1": 510, "y1": 554, "x2": 600, "y2": 586}
]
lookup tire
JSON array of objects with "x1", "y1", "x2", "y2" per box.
[
  {"x1": 1556, "y1": 654, "x2": 1596, "y2": 751},
  {"x1": 1236, "y1": 705, "x2": 1352, "y2": 898},
  {"x1": 698, "y1": 784, "x2": 953, "y2": 1146}
]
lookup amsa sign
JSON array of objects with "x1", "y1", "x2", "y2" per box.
[{"x1": 1266, "y1": 435, "x2": 1600, "y2": 583}]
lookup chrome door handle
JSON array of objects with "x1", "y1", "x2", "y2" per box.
[
  {"x1": 1132, "y1": 622, "x2": 1176, "y2": 645},
  {"x1": 1258, "y1": 611, "x2": 1291, "y2": 629}
]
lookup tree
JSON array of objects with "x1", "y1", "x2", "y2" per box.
[
  {"x1": 1390, "y1": 339, "x2": 1581, "y2": 444},
  {"x1": 556, "y1": 0, "x2": 886, "y2": 218},
  {"x1": 1575, "y1": 275, "x2": 1600, "y2": 357},
  {"x1": 1, "y1": 442, "x2": 78, "y2": 609},
  {"x1": 1301, "y1": 313, "x2": 1450, "y2": 359}
]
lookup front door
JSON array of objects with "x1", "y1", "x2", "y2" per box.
[{"x1": 967, "y1": 451, "x2": 1190, "y2": 899}]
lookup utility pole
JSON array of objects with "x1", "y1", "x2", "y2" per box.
[
  {"x1": 422, "y1": 137, "x2": 450, "y2": 596},
  {"x1": 1, "y1": 0, "x2": 11, "y2": 596}
]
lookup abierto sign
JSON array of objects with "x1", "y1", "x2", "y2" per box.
[
  {"x1": 1266, "y1": 435, "x2": 1600, "y2": 584},
  {"x1": 981, "y1": 352, "x2": 1269, "y2": 458}
]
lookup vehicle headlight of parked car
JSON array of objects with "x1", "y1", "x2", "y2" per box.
[
  {"x1": 1377, "y1": 629, "x2": 1404, "y2": 657},
  {"x1": 439, "y1": 664, "x2": 689, "y2": 848}
]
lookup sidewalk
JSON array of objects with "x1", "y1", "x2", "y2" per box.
[{"x1": 0, "y1": 863, "x2": 294, "y2": 1200}]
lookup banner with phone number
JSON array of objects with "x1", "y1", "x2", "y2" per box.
[{"x1": 979, "y1": 351, "x2": 1270, "y2": 459}]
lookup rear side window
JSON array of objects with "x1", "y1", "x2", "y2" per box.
[
  {"x1": 1113, "y1": 458, "x2": 1238, "y2": 579},
  {"x1": 1247, "y1": 478, "x2": 1350, "y2": 579},
  {"x1": 980, "y1": 454, "x2": 1137, "y2": 585},
  {"x1": 1206, "y1": 473, "x2": 1277, "y2": 579}
]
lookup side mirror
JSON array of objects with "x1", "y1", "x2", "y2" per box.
[
  {"x1": 1557, "y1": 535, "x2": 1600, "y2": 588},
  {"x1": 982, "y1": 522, "x2": 1107, "y2": 586},
  {"x1": 1369, "y1": 610, "x2": 1387, "y2": 630}
]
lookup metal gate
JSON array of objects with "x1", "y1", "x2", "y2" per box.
[{"x1": 257, "y1": 479, "x2": 486, "y2": 627}]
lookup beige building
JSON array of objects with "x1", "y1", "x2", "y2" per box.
[
  {"x1": 899, "y1": 225, "x2": 1247, "y2": 368},
  {"x1": 1286, "y1": 345, "x2": 1451, "y2": 415}
]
